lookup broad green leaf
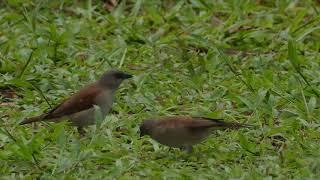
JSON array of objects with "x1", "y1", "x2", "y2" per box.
[{"x1": 94, "y1": 105, "x2": 103, "y2": 129}]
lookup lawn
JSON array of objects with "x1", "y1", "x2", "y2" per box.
[{"x1": 1, "y1": 0, "x2": 320, "y2": 179}]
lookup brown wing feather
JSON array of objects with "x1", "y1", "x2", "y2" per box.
[
  {"x1": 158, "y1": 116, "x2": 248, "y2": 130},
  {"x1": 157, "y1": 116, "x2": 216, "y2": 129},
  {"x1": 44, "y1": 83, "x2": 103, "y2": 119}
]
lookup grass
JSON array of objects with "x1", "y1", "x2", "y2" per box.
[{"x1": 1, "y1": 0, "x2": 320, "y2": 179}]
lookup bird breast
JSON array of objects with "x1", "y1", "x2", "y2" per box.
[
  {"x1": 69, "y1": 90, "x2": 115, "y2": 127},
  {"x1": 94, "y1": 89, "x2": 115, "y2": 115}
]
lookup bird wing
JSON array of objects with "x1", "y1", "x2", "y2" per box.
[
  {"x1": 157, "y1": 116, "x2": 214, "y2": 128},
  {"x1": 44, "y1": 83, "x2": 103, "y2": 120},
  {"x1": 154, "y1": 117, "x2": 216, "y2": 143},
  {"x1": 158, "y1": 116, "x2": 248, "y2": 130}
]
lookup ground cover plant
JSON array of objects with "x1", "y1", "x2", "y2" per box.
[{"x1": 0, "y1": 0, "x2": 320, "y2": 179}]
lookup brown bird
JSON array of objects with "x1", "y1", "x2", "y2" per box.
[
  {"x1": 20, "y1": 69, "x2": 132, "y2": 134},
  {"x1": 139, "y1": 116, "x2": 252, "y2": 152}
]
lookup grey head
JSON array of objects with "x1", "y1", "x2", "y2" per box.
[
  {"x1": 98, "y1": 69, "x2": 133, "y2": 89},
  {"x1": 139, "y1": 119, "x2": 157, "y2": 137}
]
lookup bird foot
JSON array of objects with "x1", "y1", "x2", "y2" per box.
[
  {"x1": 181, "y1": 145, "x2": 193, "y2": 153},
  {"x1": 77, "y1": 127, "x2": 86, "y2": 137}
]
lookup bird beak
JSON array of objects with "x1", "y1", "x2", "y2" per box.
[{"x1": 122, "y1": 73, "x2": 133, "y2": 79}]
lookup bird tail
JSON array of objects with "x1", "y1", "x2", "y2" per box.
[
  {"x1": 221, "y1": 121, "x2": 254, "y2": 129},
  {"x1": 19, "y1": 114, "x2": 46, "y2": 125},
  {"x1": 200, "y1": 117, "x2": 255, "y2": 129}
]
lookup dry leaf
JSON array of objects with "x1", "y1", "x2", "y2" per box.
[
  {"x1": 0, "y1": 102, "x2": 15, "y2": 106},
  {"x1": 0, "y1": 88, "x2": 18, "y2": 99},
  {"x1": 104, "y1": 0, "x2": 118, "y2": 12},
  {"x1": 211, "y1": 15, "x2": 223, "y2": 26}
]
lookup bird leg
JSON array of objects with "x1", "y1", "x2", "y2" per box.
[
  {"x1": 77, "y1": 127, "x2": 86, "y2": 136},
  {"x1": 181, "y1": 145, "x2": 193, "y2": 153}
]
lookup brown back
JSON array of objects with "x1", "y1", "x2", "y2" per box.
[
  {"x1": 44, "y1": 83, "x2": 103, "y2": 119},
  {"x1": 157, "y1": 116, "x2": 247, "y2": 130}
]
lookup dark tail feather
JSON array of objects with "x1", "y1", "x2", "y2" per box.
[
  {"x1": 20, "y1": 114, "x2": 46, "y2": 125},
  {"x1": 220, "y1": 121, "x2": 254, "y2": 129},
  {"x1": 199, "y1": 117, "x2": 255, "y2": 129}
]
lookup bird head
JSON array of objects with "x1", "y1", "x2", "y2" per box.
[
  {"x1": 139, "y1": 119, "x2": 156, "y2": 137},
  {"x1": 98, "y1": 69, "x2": 133, "y2": 89}
]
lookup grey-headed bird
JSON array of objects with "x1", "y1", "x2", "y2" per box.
[{"x1": 20, "y1": 69, "x2": 132, "y2": 135}]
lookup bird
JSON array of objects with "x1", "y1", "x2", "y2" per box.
[
  {"x1": 20, "y1": 69, "x2": 133, "y2": 135},
  {"x1": 139, "y1": 116, "x2": 252, "y2": 152}
]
